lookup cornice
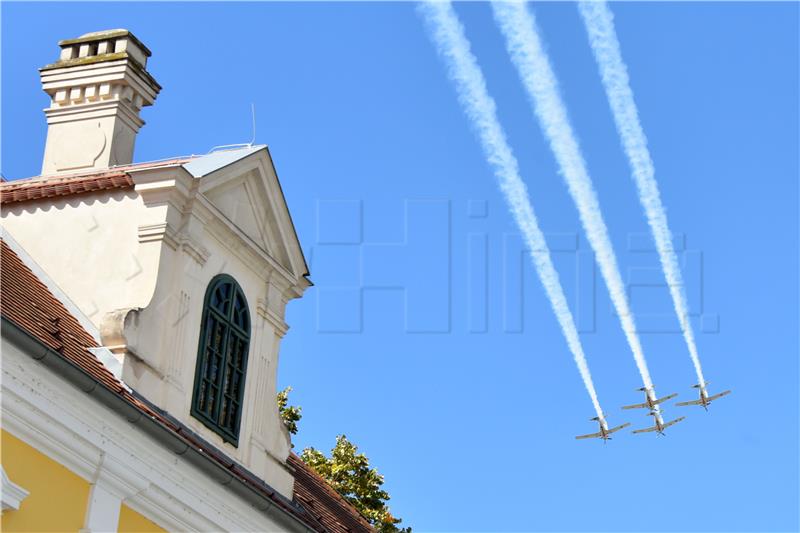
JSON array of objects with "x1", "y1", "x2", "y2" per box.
[
  {"x1": 129, "y1": 165, "x2": 195, "y2": 212},
  {"x1": 93, "y1": 453, "x2": 150, "y2": 499},
  {"x1": 1, "y1": 388, "x2": 102, "y2": 482},
  {"x1": 138, "y1": 222, "x2": 178, "y2": 250},
  {"x1": 1, "y1": 467, "x2": 30, "y2": 511}
]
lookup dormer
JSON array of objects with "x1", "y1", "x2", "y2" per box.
[{"x1": 0, "y1": 29, "x2": 311, "y2": 500}]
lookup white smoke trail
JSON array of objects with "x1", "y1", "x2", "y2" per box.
[
  {"x1": 419, "y1": 1, "x2": 604, "y2": 420},
  {"x1": 578, "y1": 1, "x2": 706, "y2": 386},
  {"x1": 492, "y1": 2, "x2": 656, "y2": 394}
]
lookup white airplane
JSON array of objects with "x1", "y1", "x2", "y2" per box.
[
  {"x1": 675, "y1": 382, "x2": 731, "y2": 411},
  {"x1": 621, "y1": 387, "x2": 678, "y2": 411},
  {"x1": 632, "y1": 412, "x2": 686, "y2": 436},
  {"x1": 575, "y1": 416, "x2": 631, "y2": 442}
]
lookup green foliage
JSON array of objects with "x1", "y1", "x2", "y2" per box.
[
  {"x1": 276, "y1": 386, "x2": 302, "y2": 435},
  {"x1": 301, "y1": 435, "x2": 410, "y2": 533},
  {"x1": 277, "y1": 388, "x2": 409, "y2": 531}
]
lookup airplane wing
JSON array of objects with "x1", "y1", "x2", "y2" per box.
[
  {"x1": 575, "y1": 432, "x2": 603, "y2": 440},
  {"x1": 621, "y1": 402, "x2": 648, "y2": 410},
  {"x1": 653, "y1": 393, "x2": 678, "y2": 405},
  {"x1": 607, "y1": 422, "x2": 631, "y2": 434},
  {"x1": 675, "y1": 399, "x2": 703, "y2": 407},
  {"x1": 632, "y1": 425, "x2": 659, "y2": 434},
  {"x1": 707, "y1": 390, "x2": 732, "y2": 402},
  {"x1": 662, "y1": 416, "x2": 686, "y2": 429}
]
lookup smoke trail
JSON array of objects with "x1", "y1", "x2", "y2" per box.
[
  {"x1": 492, "y1": 2, "x2": 656, "y2": 394},
  {"x1": 419, "y1": 1, "x2": 604, "y2": 419},
  {"x1": 578, "y1": 1, "x2": 706, "y2": 386}
]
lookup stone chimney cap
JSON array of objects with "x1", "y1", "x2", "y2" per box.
[
  {"x1": 41, "y1": 29, "x2": 154, "y2": 75},
  {"x1": 58, "y1": 29, "x2": 152, "y2": 57}
]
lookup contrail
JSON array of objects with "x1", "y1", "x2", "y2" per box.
[
  {"x1": 578, "y1": 1, "x2": 706, "y2": 386},
  {"x1": 492, "y1": 2, "x2": 656, "y2": 394},
  {"x1": 419, "y1": 1, "x2": 604, "y2": 419}
]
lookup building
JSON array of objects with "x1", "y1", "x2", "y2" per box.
[{"x1": 1, "y1": 29, "x2": 373, "y2": 532}]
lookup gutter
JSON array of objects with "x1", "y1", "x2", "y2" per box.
[{"x1": 1, "y1": 316, "x2": 323, "y2": 533}]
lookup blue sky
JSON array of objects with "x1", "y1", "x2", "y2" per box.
[{"x1": 2, "y1": 2, "x2": 798, "y2": 531}]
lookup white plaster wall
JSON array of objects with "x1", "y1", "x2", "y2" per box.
[{"x1": 1, "y1": 190, "x2": 163, "y2": 324}]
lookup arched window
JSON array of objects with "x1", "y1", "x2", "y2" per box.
[{"x1": 191, "y1": 274, "x2": 251, "y2": 445}]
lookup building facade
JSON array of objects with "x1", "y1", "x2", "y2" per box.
[{"x1": 1, "y1": 29, "x2": 373, "y2": 533}]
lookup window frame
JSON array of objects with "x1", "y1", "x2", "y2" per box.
[{"x1": 190, "y1": 274, "x2": 251, "y2": 446}]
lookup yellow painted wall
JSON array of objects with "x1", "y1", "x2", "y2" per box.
[
  {"x1": 118, "y1": 504, "x2": 167, "y2": 533},
  {"x1": 0, "y1": 429, "x2": 90, "y2": 532}
]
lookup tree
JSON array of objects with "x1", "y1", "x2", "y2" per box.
[
  {"x1": 276, "y1": 389, "x2": 409, "y2": 532},
  {"x1": 301, "y1": 435, "x2": 410, "y2": 533},
  {"x1": 277, "y1": 386, "x2": 302, "y2": 435}
]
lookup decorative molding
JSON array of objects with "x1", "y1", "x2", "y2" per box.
[
  {"x1": 1, "y1": 466, "x2": 29, "y2": 512},
  {"x1": 1, "y1": 393, "x2": 102, "y2": 482},
  {"x1": 265, "y1": 308, "x2": 289, "y2": 338},
  {"x1": 256, "y1": 297, "x2": 269, "y2": 320},
  {"x1": 138, "y1": 222, "x2": 178, "y2": 250},
  {"x1": 94, "y1": 453, "x2": 150, "y2": 499},
  {"x1": 136, "y1": 222, "x2": 209, "y2": 266},
  {"x1": 123, "y1": 485, "x2": 207, "y2": 533},
  {"x1": 132, "y1": 173, "x2": 193, "y2": 212},
  {"x1": 179, "y1": 235, "x2": 210, "y2": 266}
]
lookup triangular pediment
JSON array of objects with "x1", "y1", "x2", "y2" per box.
[
  {"x1": 191, "y1": 147, "x2": 308, "y2": 283},
  {"x1": 204, "y1": 177, "x2": 273, "y2": 254}
]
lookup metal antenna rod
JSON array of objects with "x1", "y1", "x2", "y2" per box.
[{"x1": 249, "y1": 103, "x2": 257, "y2": 146}]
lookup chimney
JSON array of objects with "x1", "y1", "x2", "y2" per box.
[{"x1": 39, "y1": 29, "x2": 161, "y2": 175}]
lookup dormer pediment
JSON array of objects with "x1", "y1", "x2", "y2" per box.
[
  {"x1": 184, "y1": 146, "x2": 308, "y2": 288},
  {"x1": 204, "y1": 173, "x2": 277, "y2": 258},
  {"x1": 125, "y1": 146, "x2": 310, "y2": 293},
  {"x1": 195, "y1": 149, "x2": 294, "y2": 276}
]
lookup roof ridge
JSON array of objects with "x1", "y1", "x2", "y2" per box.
[{"x1": 2, "y1": 156, "x2": 196, "y2": 186}]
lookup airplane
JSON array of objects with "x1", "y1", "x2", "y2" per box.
[
  {"x1": 575, "y1": 416, "x2": 631, "y2": 442},
  {"x1": 621, "y1": 387, "x2": 678, "y2": 412},
  {"x1": 675, "y1": 382, "x2": 731, "y2": 411},
  {"x1": 632, "y1": 412, "x2": 686, "y2": 436}
]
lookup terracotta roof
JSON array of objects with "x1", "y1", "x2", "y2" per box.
[
  {"x1": 289, "y1": 453, "x2": 375, "y2": 533},
  {"x1": 0, "y1": 239, "x2": 372, "y2": 532},
  {"x1": 0, "y1": 158, "x2": 192, "y2": 205},
  {"x1": 0, "y1": 240, "x2": 129, "y2": 394}
]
